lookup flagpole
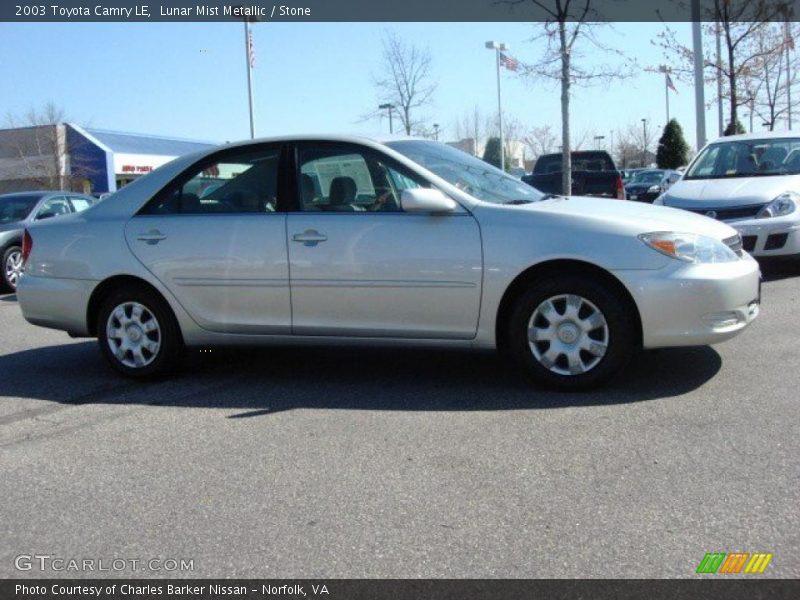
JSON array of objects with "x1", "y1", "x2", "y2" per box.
[
  {"x1": 486, "y1": 41, "x2": 509, "y2": 171},
  {"x1": 659, "y1": 65, "x2": 672, "y2": 124},
  {"x1": 244, "y1": 20, "x2": 255, "y2": 139}
]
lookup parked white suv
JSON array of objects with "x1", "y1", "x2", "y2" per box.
[{"x1": 656, "y1": 131, "x2": 800, "y2": 257}]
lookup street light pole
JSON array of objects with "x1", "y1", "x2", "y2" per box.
[
  {"x1": 486, "y1": 41, "x2": 508, "y2": 172},
  {"x1": 641, "y1": 118, "x2": 648, "y2": 166},
  {"x1": 379, "y1": 103, "x2": 395, "y2": 134},
  {"x1": 433, "y1": 123, "x2": 440, "y2": 141}
]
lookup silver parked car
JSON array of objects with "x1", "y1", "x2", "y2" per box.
[
  {"x1": 0, "y1": 191, "x2": 96, "y2": 291},
  {"x1": 16, "y1": 136, "x2": 760, "y2": 390},
  {"x1": 656, "y1": 131, "x2": 800, "y2": 257}
]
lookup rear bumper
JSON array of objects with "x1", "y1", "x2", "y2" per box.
[
  {"x1": 614, "y1": 256, "x2": 761, "y2": 348},
  {"x1": 626, "y1": 191, "x2": 659, "y2": 203},
  {"x1": 16, "y1": 274, "x2": 95, "y2": 336}
]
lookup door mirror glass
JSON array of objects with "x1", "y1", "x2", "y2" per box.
[{"x1": 400, "y1": 188, "x2": 457, "y2": 213}]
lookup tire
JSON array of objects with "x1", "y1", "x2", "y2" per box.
[
  {"x1": 2, "y1": 245, "x2": 22, "y2": 292},
  {"x1": 96, "y1": 285, "x2": 183, "y2": 379},
  {"x1": 507, "y1": 273, "x2": 637, "y2": 391}
]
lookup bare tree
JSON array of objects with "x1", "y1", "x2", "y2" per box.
[
  {"x1": 372, "y1": 30, "x2": 437, "y2": 135},
  {"x1": 523, "y1": 124, "x2": 558, "y2": 160},
  {"x1": 570, "y1": 128, "x2": 590, "y2": 151},
  {"x1": 452, "y1": 105, "x2": 493, "y2": 155},
  {"x1": 3, "y1": 103, "x2": 100, "y2": 192},
  {"x1": 747, "y1": 22, "x2": 799, "y2": 130},
  {"x1": 612, "y1": 127, "x2": 641, "y2": 168},
  {"x1": 655, "y1": 0, "x2": 790, "y2": 133},
  {"x1": 502, "y1": 1, "x2": 633, "y2": 194},
  {"x1": 611, "y1": 122, "x2": 656, "y2": 168},
  {"x1": 3, "y1": 102, "x2": 68, "y2": 189}
]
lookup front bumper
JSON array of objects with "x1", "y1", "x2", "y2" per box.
[
  {"x1": 614, "y1": 256, "x2": 760, "y2": 349},
  {"x1": 727, "y1": 217, "x2": 800, "y2": 257}
]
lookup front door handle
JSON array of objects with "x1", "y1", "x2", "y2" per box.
[
  {"x1": 137, "y1": 229, "x2": 167, "y2": 245},
  {"x1": 292, "y1": 229, "x2": 328, "y2": 247}
]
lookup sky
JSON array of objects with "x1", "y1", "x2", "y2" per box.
[{"x1": 0, "y1": 21, "x2": 746, "y2": 153}]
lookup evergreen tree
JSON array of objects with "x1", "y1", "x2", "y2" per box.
[
  {"x1": 723, "y1": 119, "x2": 746, "y2": 136},
  {"x1": 483, "y1": 137, "x2": 503, "y2": 169},
  {"x1": 656, "y1": 119, "x2": 690, "y2": 169},
  {"x1": 482, "y1": 137, "x2": 512, "y2": 171}
]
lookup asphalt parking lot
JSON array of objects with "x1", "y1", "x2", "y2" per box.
[{"x1": 0, "y1": 260, "x2": 798, "y2": 579}]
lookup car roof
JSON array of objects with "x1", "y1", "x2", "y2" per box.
[
  {"x1": 0, "y1": 191, "x2": 50, "y2": 199},
  {"x1": 0, "y1": 190, "x2": 93, "y2": 198},
  {"x1": 708, "y1": 130, "x2": 800, "y2": 144},
  {"x1": 217, "y1": 133, "x2": 424, "y2": 151}
]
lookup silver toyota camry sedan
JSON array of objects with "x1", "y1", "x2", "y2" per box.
[{"x1": 16, "y1": 135, "x2": 760, "y2": 390}]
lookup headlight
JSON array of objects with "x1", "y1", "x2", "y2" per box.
[
  {"x1": 639, "y1": 232, "x2": 739, "y2": 263},
  {"x1": 756, "y1": 191, "x2": 798, "y2": 218},
  {"x1": 647, "y1": 184, "x2": 662, "y2": 193}
]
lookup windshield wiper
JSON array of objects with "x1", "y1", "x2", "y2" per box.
[{"x1": 504, "y1": 199, "x2": 536, "y2": 205}]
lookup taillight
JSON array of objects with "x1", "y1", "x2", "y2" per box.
[
  {"x1": 615, "y1": 176, "x2": 625, "y2": 200},
  {"x1": 21, "y1": 229, "x2": 32, "y2": 265}
]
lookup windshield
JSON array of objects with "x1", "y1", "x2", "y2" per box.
[
  {"x1": 685, "y1": 138, "x2": 800, "y2": 179},
  {"x1": 533, "y1": 151, "x2": 614, "y2": 174},
  {"x1": 0, "y1": 195, "x2": 39, "y2": 224},
  {"x1": 387, "y1": 140, "x2": 544, "y2": 205},
  {"x1": 631, "y1": 171, "x2": 664, "y2": 184}
]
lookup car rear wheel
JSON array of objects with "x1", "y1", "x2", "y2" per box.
[
  {"x1": 97, "y1": 286, "x2": 182, "y2": 379},
  {"x1": 2, "y1": 245, "x2": 23, "y2": 292},
  {"x1": 507, "y1": 274, "x2": 637, "y2": 391}
]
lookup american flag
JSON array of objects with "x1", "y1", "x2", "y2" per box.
[
  {"x1": 248, "y1": 29, "x2": 255, "y2": 68},
  {"x1": 666, "y1": 72, "x2": 678, "y2": 93},
  {"x1": 499, "y1": 52, "x2": 519, "y2": 72}
]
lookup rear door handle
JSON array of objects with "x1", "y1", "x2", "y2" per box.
[
  {"x1": 292, "y1": 229, "x2": 328, "y2": 247},
  {"x1": 137, "y1": 229, "x2": 167, "y2": 245}
]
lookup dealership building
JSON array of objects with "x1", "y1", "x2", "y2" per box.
[{"x1": 0, "y1": 123, "x2": 215, "y2": 194}]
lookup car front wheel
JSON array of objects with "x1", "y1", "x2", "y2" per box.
[
  {"x1": 2, "y1": 245, "x2": 23, "y2": 292},
  {"x1": 97, "y1": 286, "x2": 182, "y2": 379},
  {"x1": 508, "y1": 274, "x2": 637, "y2": 391}
]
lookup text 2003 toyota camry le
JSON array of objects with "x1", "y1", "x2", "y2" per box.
[{"x1": 16, "y1": 136, "x2": 760, "y2": 390}]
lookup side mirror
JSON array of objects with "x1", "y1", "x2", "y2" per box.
[
  {"x1": 37, "y1": 210, "x2": 57, "y2": 220},
  {"x1": 400, "y1": 188, "x2": 457, "y2": 214}
]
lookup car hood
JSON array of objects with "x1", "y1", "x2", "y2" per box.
[
  {"x1": 662, "y1": 176, "x2": 796, "y2": 208},
  {"x1": 524, "y1": 195, "x2": 736, "y2": 239}
]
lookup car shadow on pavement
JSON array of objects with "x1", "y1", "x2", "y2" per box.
[
  {"x1": 0, "y1": 340, "x2": 721, "y2": 415},
  {"x1": 759, "y1": 258, "x2": 800, "y2": 282}
]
